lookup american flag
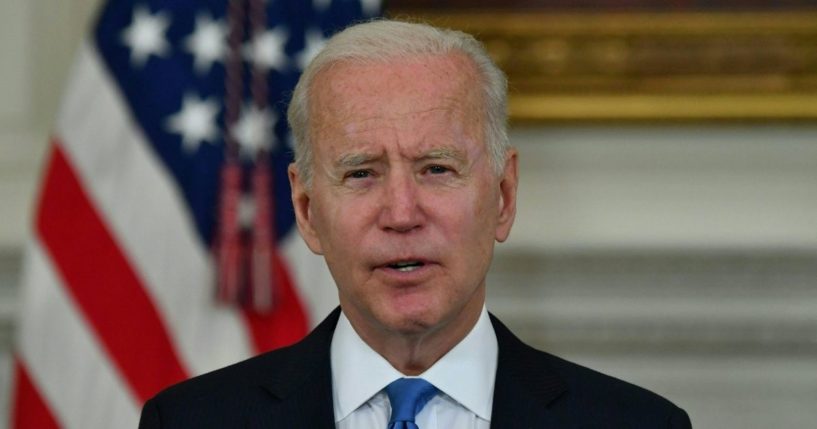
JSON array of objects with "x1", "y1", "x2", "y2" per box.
[{"x1": 9, "y1": 0, "x2": 380, "y2": 427}]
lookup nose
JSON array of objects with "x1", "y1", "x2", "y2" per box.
[{"x1": 378, "y1": 169, "x2": 425, "y2": 233}]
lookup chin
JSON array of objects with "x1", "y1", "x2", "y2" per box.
[{"x1": 380, "y1": 306, "x2": 441, "y2": 335}]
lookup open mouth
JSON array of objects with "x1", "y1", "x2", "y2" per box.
[{"x1": 386, "y1": 261, "x2": 426, "y2": 272}]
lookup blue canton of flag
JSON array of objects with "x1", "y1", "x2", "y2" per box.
[
  {"x1": 97, "y1": 0, "x2": 381, "y2": 313},
  {"x1": 95, "y1": 0, "x2": 380, "y2": 263}
]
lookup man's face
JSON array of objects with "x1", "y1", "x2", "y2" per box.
[{"x1": 290, "y1": 53, "x2": 517, "y2": 340}]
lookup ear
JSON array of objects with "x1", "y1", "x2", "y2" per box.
[
  {"x1": 495, "y1": 149, "x2": 518, "y2": 243},
  {"x1": 288, "y1": 164, "x2": 324, "y2": 255}
]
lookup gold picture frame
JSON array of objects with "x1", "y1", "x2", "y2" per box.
[{"x1": 387, "y1": 9, "x2": 817, "y2": 123}]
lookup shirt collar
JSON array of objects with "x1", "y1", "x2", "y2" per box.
[{"x1": 330, "y1": 306, "x2": 498, "y2": 422}]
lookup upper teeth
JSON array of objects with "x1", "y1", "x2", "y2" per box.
[{"x1": 391, "y1": 261, "x2": 421, "y2": 271}]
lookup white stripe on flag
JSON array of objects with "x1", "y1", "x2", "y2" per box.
[
  {"x1": 17, "y1": 240, "x2": 141, "y2": 428},
  {"x1": 280, "y1": 232, "x2": 338, "y2": 326},
  {"x1": 55, "y1": 41, "x2": 256, "y2": 375}
]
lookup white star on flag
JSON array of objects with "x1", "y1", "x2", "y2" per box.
[
  {"x1": 244, "y1": 27, "x2": 289, "y2": 72},
  {"x1": 231, "y1": 105, "x2": 276, "y2": 159},
  {"x1": 296, "y1": 29, "x2": 326, "y2": 71},
  {"x1": 166, "y1": 93, "x2": 220, "y2": 153},
  {"x1": 185, "y1": 13, "x2": 227, "y2": 74},
  {"x1": 313, "y1": 0, "x2": 331, "y2": 12},
  {"x1": 121, "y1": 5, "x2": 171, "y2": 67}
]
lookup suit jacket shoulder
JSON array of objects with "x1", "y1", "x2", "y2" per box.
[
  {"x1": 489, "y1": 314, "x2": 692, "y2": 429},
  {"x1": 139, "y1": 309, "x2": 690, "y2": 429},
  {"x1": 138, "y1": 309, "x2": 341, "y2": 429}
]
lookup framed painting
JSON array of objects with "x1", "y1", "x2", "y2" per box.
[{"x1": 386, "y1": 1, "x2": 817, "y2": 122}]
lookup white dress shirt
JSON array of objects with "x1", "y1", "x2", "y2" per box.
[{"x1": 331, "y1": 307, "x2": 498, "y2": 429}]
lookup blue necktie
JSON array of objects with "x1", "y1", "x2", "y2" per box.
[{"x1": 385, "y1": 378, "x2": 439, "y2": 429}]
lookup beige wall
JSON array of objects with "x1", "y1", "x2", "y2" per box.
[{"x1": 507, "y1": 125, "x2": 817, "y2": 251}]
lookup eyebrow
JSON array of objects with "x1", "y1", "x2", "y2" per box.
[
  {"x1": 335, "y1": 152, "x2": 379, "y2": 168},
  {"x1": 421, "y1": 148, "x2": 467, "y2": 163},
  {"x1": 333, "y1": 146, "x2": 467, "y2": 169}
]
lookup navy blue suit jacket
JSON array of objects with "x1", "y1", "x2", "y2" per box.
[{"x1": 139, "y1": 308, "x2": 692, "y2": 428}]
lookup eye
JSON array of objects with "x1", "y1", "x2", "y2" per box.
[
  {"x1": 347, "y1": 169, "x2": 372, "y2": 179},
  {"x1": 426, "y1": 165, "x2": 450, "y2": 175}
]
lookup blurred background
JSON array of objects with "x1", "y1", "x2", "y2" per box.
[{"x1": 1, "y1": 0, "x2": 817, "y2": 427}]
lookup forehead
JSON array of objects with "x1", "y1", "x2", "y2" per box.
[{"x1": 308, "y1": 53, "x2": 483, "y2": 137}]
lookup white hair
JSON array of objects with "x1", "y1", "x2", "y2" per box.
[{"x1": 287, "y1": 19, "x2": 509, "y2": 187}]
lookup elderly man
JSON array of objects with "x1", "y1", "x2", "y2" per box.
[{"x1": 139, "y1": 20, "x2": 691, "y2": 428}]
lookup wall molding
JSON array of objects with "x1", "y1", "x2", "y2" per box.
[
  {"x1": 487, "y1": 250, "x2": 817, "y2": 355},
  {"x1": 388, "y1": 10, "x2": 817, "y2": 122}
]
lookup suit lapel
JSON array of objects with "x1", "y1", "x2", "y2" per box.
[
  {"x1": 489, "y1": 314, "x2": 568, "y2": 429},
  {"x1": 251, "y1": 308, "x2": 342, "y2": 429}
]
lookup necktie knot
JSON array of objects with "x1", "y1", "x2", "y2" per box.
[{"x1": 385, "y1": 378, "x2": 438, "y2": 429}]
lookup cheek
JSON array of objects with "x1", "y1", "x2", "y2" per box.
[
  {"x1": 461, "y1": 179, "x2": 498, "y2": 219},
  {"x1": 432, "y1": 190, "x2": 496, "y2": 242},
  {"x1": 313, "y1": 193, "x2": 371, "y2": 251}
]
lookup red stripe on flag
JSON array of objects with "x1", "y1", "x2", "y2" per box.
[
  {"x1": 35, "y1": 142, "x2": 189, "y2": 402},
  {"x1": 243, "y1": 250, "x2": 308, "y2": 352},
  {"x1": 10, "y1": 357, "x2": 60, "y2": 429}
]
